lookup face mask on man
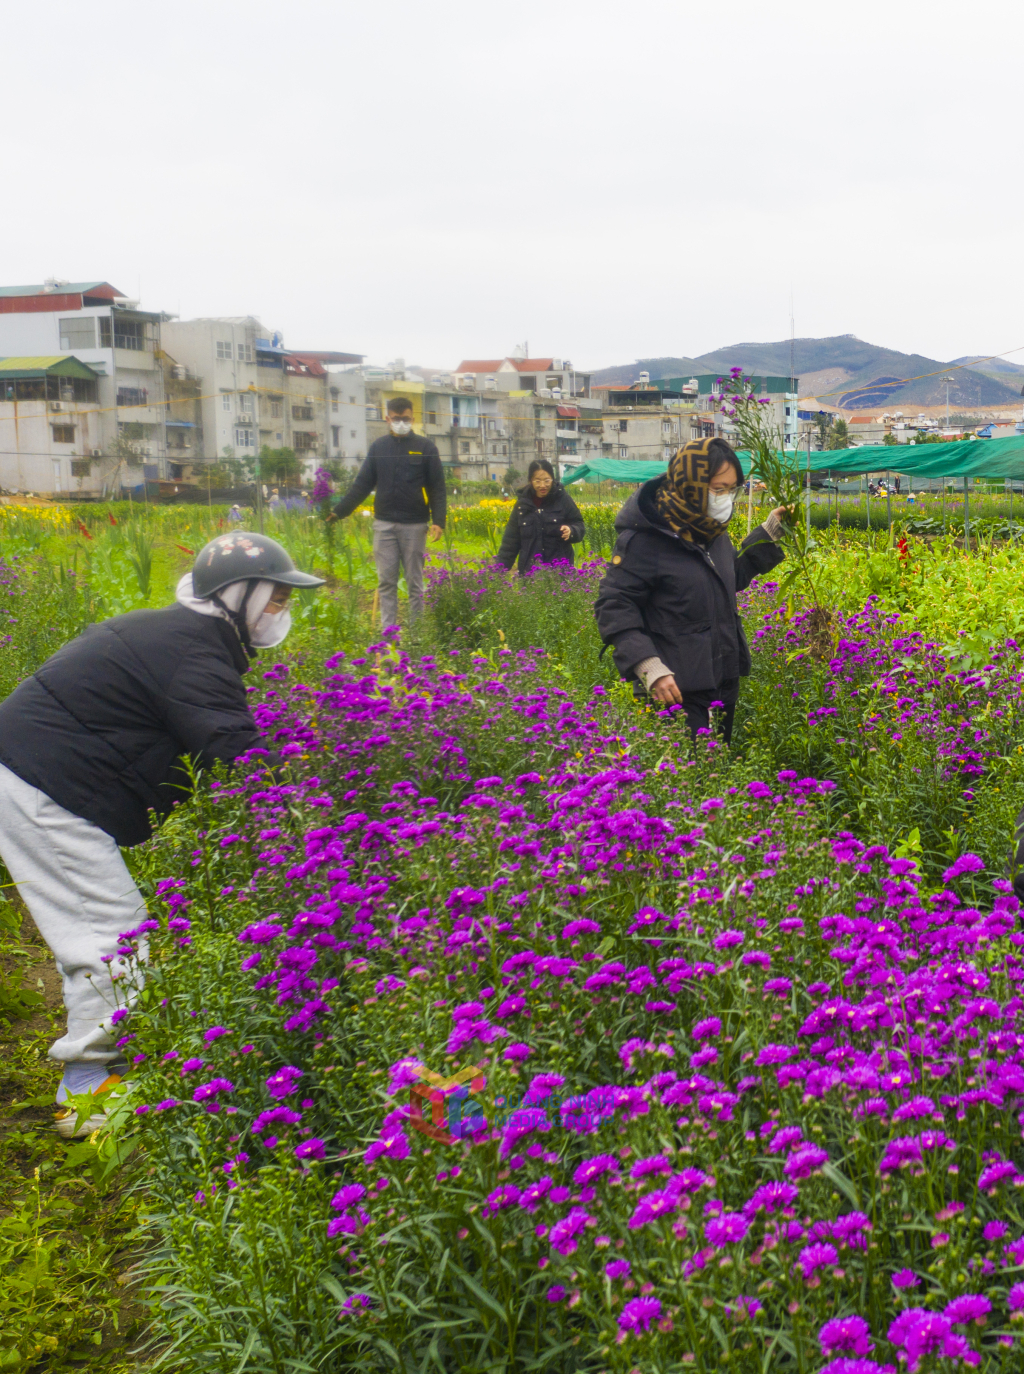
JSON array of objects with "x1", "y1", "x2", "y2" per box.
[
  {"x1": 389, "y1": 419, "x2": 412, "y2": 437},
  {"x1": 707, "y1": 490, "x2": 735, "y2": 524}
]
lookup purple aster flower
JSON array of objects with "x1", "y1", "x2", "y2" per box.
[
  {"x1": 944, "y1": 1294, "x2": 991, "y2": 1326},
  {"x1": 691, "y1": 1017, "x2": 722, "y2": 1041},
  {"x1": 979, "y1": 1160, "x2": 1019, "y2": 1192},
  {"x1": 545, "y1": 1285, "x2": 566, "y2": 1303},
  {"x1": 180, "y1": 1058, "x2": 205, "y2": 1074},
  {"x1": 192, "y1": 1078, "x2": 234, "y2": 1103},
  {"x1": 573, "y1": 1154, "x2": 620, "y2": 1187},
  {"x1": 266, "y1": 1065, "x2": 304, "y2": 1099},
  {"x1": 705, "y1": 1212, "x2": 749, "y2": 1246},
  {"x1": 784, "y1": 1144, "x2": 829, "y2": 1180},
  {"x1": 631, "y1": 1154, "x2": 673, "y2": 1180},
  {"x1": 203, "y1": 1025, "x2": 229, "y2": 1044},
  {"x1": 983, "y1": 1220, "x2": 1008, "y2": 1243},
  {"x1": 744, "y1": 1181, "x2": 799, "y2": 1217},
  {"x1": 798, "y1": 1241, "x2": 838, "y2": 1278},
  {"x1": 618, "y1": 1296, "x2": 661, "y2": 1333},
  {"x1": 294, "y1": 1138, "x2": 325, "y2": 1162},
  {"x1": 548, "y1": 1208, "x2": 592, "y2": 1256},
  {"x1": 331, "y1": 1184, "x2": 366, "y2": 1210},
  {"x1": 942, "y1": 853, "x2": 984, "y2": 881},
  {"x1": 818, "y1": 1314, "x2": 873, "y2": 1356},
  {"x1": 385, "y1": 1058, "x2": 423, "y2": 1095},
  {"x1": 1008, "y1": 1282, "x2": 1024, "y2": 1311},
  {"x1": 252, "y1": 1106, "x2": 302, "y2": 1135},
  {"x1": 604, "y1": 1259, "x2": 631, "y2": 1280},
  {"x1": 502, "y1": 1043, "x2": 532, "y2": 1062}
]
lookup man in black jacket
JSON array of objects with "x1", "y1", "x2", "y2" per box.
[
  {"x1": 331, "y1": 396, "x2": 446, "y2": 627},
  {"x1": 0, "y1": 532, "x2": 323, "y2": 1136}
]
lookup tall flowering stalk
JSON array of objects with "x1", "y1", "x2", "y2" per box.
[
  {"x1": 311, "y1": 466, "x2": 335, "y2": 578},
  {"x1": 719, "y1": 367, "x2": 826, "y2": 627}
]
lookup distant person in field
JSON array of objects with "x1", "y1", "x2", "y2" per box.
[
  {"x1": 0, "y1": 533, "x2": 323, "y2": 1138},
  {"x1": 329, "y1": 396, "x2": 446, "y2": 627},
  {"x1": 496, "y1": 459, "x2": 585, "y2": 576},
  {"x1": 595, "y1": 437, "x2": 788, "y2": 744}
]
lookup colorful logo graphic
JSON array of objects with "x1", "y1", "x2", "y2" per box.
[{"x1": 409, "y1": 1064, "x2": 485, "y2": 1144}]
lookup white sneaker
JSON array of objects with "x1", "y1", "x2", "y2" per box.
[{"x1": 54, "y1": 1074, "x2": 124, "y2": 1139}]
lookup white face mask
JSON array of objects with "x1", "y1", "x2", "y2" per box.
[
  {"x1": 389, "y1": 419, "x2": 412, "y2": 437},
  {"x1": 250, "y1": 606, "x2": 292, "y2": 648},
  {"x1": 707, "y1": 490, "x2": 735, "y2": 524}
]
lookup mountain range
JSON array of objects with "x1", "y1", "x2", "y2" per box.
[{"x1": 590, "y1": 336, "x2": 1024, "y2": 412}]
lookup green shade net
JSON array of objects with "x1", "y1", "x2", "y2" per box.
[{"x1": 563, "y1": 436, "x2": 1024, "y2": 487}]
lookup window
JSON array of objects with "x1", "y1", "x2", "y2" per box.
[
  {"x1": 426, "y1": 410, "x2": 437, "y2": 425},
  {"x1": 349, "y1": 395, "x2": 357, "y2": 405},
  {"x1": 460, "y1": 441, "x2": 470, "y2": 455},
  {"x1": 59, "y1": 317, "x2": 96, "y2": 350},
  {"x1": 237, "y1": 343, "x2": 253, "y2": 363},
  {"x1": 294, "y1": 432, "x2": 317, "y2": 452},
  {"x1": 222, "y1": 392, "x2": 232, "y2": 411},
  {"x1": 331, "y1": 400, "x2": 338, "y2": 412},
  {"x1": 109, "y1": 318, "x2": 146, "y2": 351},
  {"x1": 292, "y1": 405, "x2": 314, "y2": 421},
  {"x1": 71, "y1": 459, "x2": 91, "y2": 477},
  {"x1": 331, "y1": 426, "x2": 340, "y2": 446},
  {"x1": 238, "y1": 392, "x2": 255, "y2": 413},
  {"x1": 234, "y1": 427, "x2": 256, "y2": 448},
  {"x1": 216, "y1": 341, "x2": 232, "y2": 360},
  {"x1": 618, "y1": 419, "x2": 628, "y2": 432},
  {"x1": 52, "y1": 424, "x2": 75, "y2": 443},
  {"x1": 619, "y1": 446, "x2": 628, "y2": 459},
  {"x1": 350, "y1": 430, "x2": 356, "y2": 438},
  {"x1": 270, "y1": 400, "x2": 282, "y2": 418},
  {"x1": 501, "y1": 443, "x2": 507, "y2": 455},
  {"x1": 117, "y1": 386, "x2": 148, "y2": 408}
]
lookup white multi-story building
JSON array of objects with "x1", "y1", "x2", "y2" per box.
[
  {"x1": 0, "y1": 279, "x2": 169, "y2": 493},
  {"x1": 162, "y1": 318, "x2": 363, "y2": 476},
  {"x1": 452, "y1": 350, "x2": 591, "y2": 398}
]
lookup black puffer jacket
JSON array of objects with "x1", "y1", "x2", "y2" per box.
[
  {"x1": 496, "y1": 483, "x2": 586, "y2": 575},
  {"x1": 0, "y1": 605, "x2": 260, "y2": 846},
  {"x1": 594, "y1": 481, "x2": 785, "y2": 693},
  {"x1": 333, "y1": 432, "x2": 447, "y2": 527}
]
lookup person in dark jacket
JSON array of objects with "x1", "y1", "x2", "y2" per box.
[
  {"x1": 0, "y1": 531, "x2": 323, "y2": 1136},
  {"x1": 496, "y1": 459, "x2": 586, "y2": 575},
  {"x1": 330, "y1": 396, "x2": 446, "y2": 627},
  {"x1": 595, "y1": 436, "x2": 787, "y2": 743}
]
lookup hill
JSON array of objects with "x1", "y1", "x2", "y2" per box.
[{"x1": 592, "y1": 336, "x2": 1024, "y2": 411}]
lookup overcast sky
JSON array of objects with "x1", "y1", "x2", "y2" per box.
[{"x1": 3, "y1": 0, "x2": 1021, "y2": 372}]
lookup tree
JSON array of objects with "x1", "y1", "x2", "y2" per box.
[
  {"x1": 828, "y1": 418, "x2": 850, "y2": 450},
  {"x1": 882, "y1": 432, "x2": 898, "y2": 447},
  {"x1": 259, "y1": 445, "x2": 302, "y2": 487}
]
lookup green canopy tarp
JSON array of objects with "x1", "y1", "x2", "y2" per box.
[{"x1": 563, "y1": 436, "x2": 1024, "y2": 487}]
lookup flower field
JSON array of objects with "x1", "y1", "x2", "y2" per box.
[{"x1": 5, "y1": 501, "x2": 1024, "y2": 1371}]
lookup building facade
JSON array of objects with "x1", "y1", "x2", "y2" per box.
[
  {"x1": 161, "y1": 318, "x2": 363, "y2": 479},
  {"x1": 0, "y1": 356, "x2": 105, "y2": 496},
  {"x1": 452, "y1": 352, "x2": 591, "y2": 398},
  {"x1": 0, "y1": 280, "x2": 169, "y2": 493}
]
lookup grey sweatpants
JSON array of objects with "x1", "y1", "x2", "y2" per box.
[
  {"x1": 0, "y1": 761, "x2": 146, "y2": 1064},
  {"x1": 373, "y1": 519, "x2": 428, "y2": 627}
]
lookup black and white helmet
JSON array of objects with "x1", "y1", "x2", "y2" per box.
[{"x1": 191, "y1": 532, "x2": 324, "y2": 599}]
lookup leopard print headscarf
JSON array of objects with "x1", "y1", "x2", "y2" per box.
[{"x1": 653, "y1": 437, "x2": 737, "y2": 542}]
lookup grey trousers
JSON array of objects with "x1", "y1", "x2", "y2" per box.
[
  {"x1": 373, "y1": 520, "x2": 428, "y2": 627},
  {"x1": 0, "y1": 761, "x2": 146, "y2": 1064}
]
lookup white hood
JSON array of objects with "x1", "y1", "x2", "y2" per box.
[{"x1": 175, "y1": 573, "x2": 292, "y2": 648}]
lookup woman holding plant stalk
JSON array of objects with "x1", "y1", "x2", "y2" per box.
[
  {"x1": 595, "y1": 436, "x2": 787, "y2": 742},
  {"x1": 495, "y1": 458, "x2": 586, "y2": 576}
]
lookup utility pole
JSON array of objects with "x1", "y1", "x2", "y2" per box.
[{"x1": 944, "y1": 375, "x2": 955, "y2": 431}]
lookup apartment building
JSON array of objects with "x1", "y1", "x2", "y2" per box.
[
  {"x1": 657, "y1": 373, "x2": 800, "y2": 449},
  {"x1": 161, "y1": 318, "x2": 363, "y2": 477},
  {"x1": 0, "y1": 356, "x2": 105, "y2": 496},
  {"x1": 362, "y1": 370, "x2": 570, "y2": 481},
  {"x1": 0, "y1": 279, "x2": 169, "y2": 494}
]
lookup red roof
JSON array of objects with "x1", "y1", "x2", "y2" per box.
[
  {"x1": 455, "y1": 356, "x2": 559, "y2": 374},
  {"x1": 849, "y1": 414, "x2": 878, "y2": 424},
  {"x1": 556, "y1": 404, "x2": 580, "y2": 418},
  {"x1": 456, "y1": 359, "x2": 504, "y2": 374},
  {"x1": 284, "y1": 353, "x2": 327, "y2": 378}
]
